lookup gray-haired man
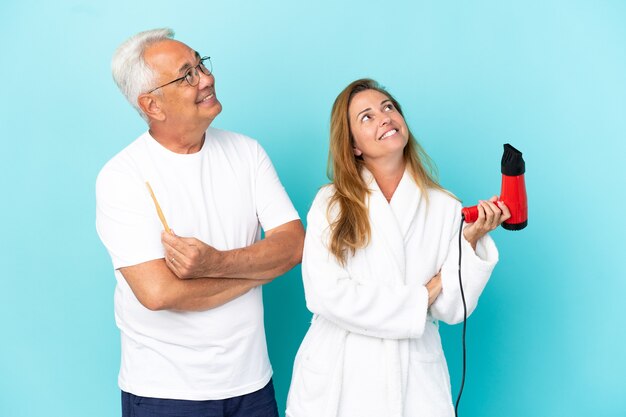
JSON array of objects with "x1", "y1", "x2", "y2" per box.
[{"x1": 96, "y1": 28, "x2": 304, "y2": 417}]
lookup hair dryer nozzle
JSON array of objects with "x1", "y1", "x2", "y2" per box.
[{"x1": 502, "y1": 143, "x2": 525, "y2": 176}]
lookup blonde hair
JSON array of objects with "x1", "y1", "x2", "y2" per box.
[{"x1": 327, "y1": 79, "x2": 446, "y2": 265}]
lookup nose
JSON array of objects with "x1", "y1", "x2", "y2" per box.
[
  {"x1": 380, "y1": 115, "x2": 391, "y2": 126},
  {"x1": 197, "y1": 69, "x2": 214, "y2": 89}
]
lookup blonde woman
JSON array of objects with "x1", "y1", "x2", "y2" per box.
[{"x1": 286, "y1": 79, "x2": 510, "y2": 417}]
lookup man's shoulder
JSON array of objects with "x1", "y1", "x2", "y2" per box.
[
  {"x1": 205, "y1": 127, "x2": 266, "y2": 165},
  {"x1": 96, "y1": 132, "x2": 149, "y2": 190}
]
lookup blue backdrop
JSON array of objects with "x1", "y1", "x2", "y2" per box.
[{"x1": 1, "y1": 1, "x2": 625, "y2": 416}]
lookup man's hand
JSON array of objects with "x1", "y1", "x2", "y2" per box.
[
  {"x1": 161, "y1": 219, "x2": 304, "y2": 281},
  {"x1": 162, "y1": 231, "x2": 223, "y2": 279}
]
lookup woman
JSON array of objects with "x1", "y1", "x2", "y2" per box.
[{"x1": 286, "y1": 79, "x2": 510, "y2": 417}]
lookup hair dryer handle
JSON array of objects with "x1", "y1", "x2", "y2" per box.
[
  {"x1": 461, "y1": 205, "x2": 479, "y2": 223},
  {"x1": 461, "y1": 202, "x2": 505, "y2": 223}
]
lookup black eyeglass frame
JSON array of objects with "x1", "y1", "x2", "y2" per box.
[{"x1": 145, "y1": 56, "x2": 212, "y2": 94}]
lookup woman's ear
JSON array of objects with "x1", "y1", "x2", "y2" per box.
[
  {"x1": 352, "y1": 145, "x2": 363, "y2": 156},
  {"x1": 137, "y1": 94, "x2": 166, "y2": 122}
]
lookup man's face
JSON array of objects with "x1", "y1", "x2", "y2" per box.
[{"x1": 144, "y1": 39, "x2": 222, "y2": 129}]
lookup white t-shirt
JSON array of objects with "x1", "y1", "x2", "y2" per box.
[{"x1": 96, "y1": 127, "x2": 300, "y2": 400}]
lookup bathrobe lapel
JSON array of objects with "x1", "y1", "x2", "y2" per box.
[
  {"x1": 362, "y1": 168, "x2": 406, "y2": 284},
  {"x1": 362, "y1": 168, "x2": 421, "y2": 417},
  {"x1": 390, "y1": 170, "x2": 423, "y2": 243}
]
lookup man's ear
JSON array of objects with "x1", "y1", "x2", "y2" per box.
[{"x1": 138, "y1": 94, "x2": 165, "y2": 122}]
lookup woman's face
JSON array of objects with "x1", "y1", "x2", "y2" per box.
[{"x1": 348, "y1": 89, "x2": 409, "y2": 165}]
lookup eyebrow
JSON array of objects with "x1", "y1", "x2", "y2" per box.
[
  {"x1": 177, "y1": 51, "x2": 202, "y2": 75},
  {"x1": 356, "y1": 107, "x2": 372, "y2": 121},
  {"x1": 355, "y1": 99, "x2": 393, "y2": 121}
]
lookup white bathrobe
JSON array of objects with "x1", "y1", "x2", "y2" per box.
[{"x1": 286, "y1": 169, "x2": 498, "y2": 417}]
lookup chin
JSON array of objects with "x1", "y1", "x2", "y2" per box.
[{"x1": 202, "y1": 101, "x2": 222, "y2": 120}]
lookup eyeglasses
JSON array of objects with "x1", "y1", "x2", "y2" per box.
[{"x1": 146, "y1": 56, "x2": 212, "y2": 94}]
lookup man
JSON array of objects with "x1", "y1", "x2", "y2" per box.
[{"x1": 96, "y1": 28, "x2": 304, "y2": 417}]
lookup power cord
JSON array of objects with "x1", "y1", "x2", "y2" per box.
[{"x1": 455, "y1": 216, "x2": 467, "y2": 417}]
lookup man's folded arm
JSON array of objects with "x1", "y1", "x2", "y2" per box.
[
  {"x1": 162, "y1": 219, "x2": 305, "y2": 280},
  {"x1": 119, "y1": 259, "x2": 268, "y2": 312}
]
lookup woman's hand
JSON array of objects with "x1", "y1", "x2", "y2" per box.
[
  {"x1": 426, "y1": 272, "x2": 442, "y2": 306},
  {"x1": 463, "y1": 196, "x2": 511, "y2": 250}
]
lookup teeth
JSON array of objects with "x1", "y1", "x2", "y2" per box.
[
  {"x1": 380, "y1": 129, "x2": 397, "y2": 140},
  {"x1": 203, "y1": 93, "x2": 214, "y2": 102}
]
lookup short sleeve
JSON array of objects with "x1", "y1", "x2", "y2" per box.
[
  {"x1": 254, "y1": 143, "x2": 300, "y2": 231},
  {"x1": 95, "y1": 164, "x2": 164, "y2": 269}
]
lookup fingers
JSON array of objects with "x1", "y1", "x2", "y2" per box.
[
  {"x1": 163, "y1": 246, "x2": 195, "y2": 279},
  {"x1": 162, "y1": 234, "x2": 186, "y2": 262},
  {"x1": 426, "y1": 272, "x2": 442, "y2": 306},
  {"x1": 161, "y1": 232, "x2": 197, "y2": 278},
  {"x1": 161, "y1": 230, "x2": 191, "y2": 252},
  {"x1": 476, "y1": 197, "x2": 514, "y2": 230},
  {"x1": 497, "y1": 201, "x2": 512, "y2": 222},
  {"x1": 479, "y1": 199, "x2": 500, "y2": 230},
  {"x1": 463, "y1": 197, "x2": 505, "y2": 247},
  {"x1": 164, "y1": 255, "x2": 180, "y2": 276},
  {"x1": 161, "y1": 232, "x2": 217, "y2": 279},
  {"x1": 162, "y1": 232, "x2": 203, "y2": 259}
]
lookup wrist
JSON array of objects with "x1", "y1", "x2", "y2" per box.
[
  {"x1": 462, "y1": 230, "x2": 478, "y2": 251},
  {"x1": 211, "y1": 249, "x2": 232, "y2": 278}
]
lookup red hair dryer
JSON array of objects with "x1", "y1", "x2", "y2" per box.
[
  {"x1": 461, "y1": 144, "x2": 528, "y2": 230},
  {"x1": 454, "y1": 144, "x2": 527, "y2": 415}
]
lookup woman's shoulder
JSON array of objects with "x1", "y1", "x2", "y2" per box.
[
  {"x1": 427, "y1": 187, "x2": 462, "y2": 211},
  {"x1": 309, "y1": 184, "x2": 335, "y2": 214},
  {"x1": 307, "y1": 184, "x2": 339, "y2": 222},
  {"x1": 311, "y1": 184, "x2": 336, "y2": 205}
]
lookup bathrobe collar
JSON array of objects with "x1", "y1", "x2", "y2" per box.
[
  {"x1": 360, "y1": 166, "x2": 422, "y2": 285},
  {"x1": 361, "y1": 166, "x2": 425, "y2": 417}
]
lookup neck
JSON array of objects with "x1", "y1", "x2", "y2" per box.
[
  {"x1": 365, "y1": 157, "x2": 406, "y2": 202},
  {"x1": 149, "y1": 124, "x2": 208, "y2": 154}
]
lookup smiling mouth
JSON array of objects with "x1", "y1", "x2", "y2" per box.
[
  {"x1": 197, "y1": 92, "x2": 215, "y2": 104},
  {"x1": 379, "y1": 129, "x2": 397, "y2": 140}
]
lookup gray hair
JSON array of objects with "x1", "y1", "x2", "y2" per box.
[{"x1": 111, "y1": 28, "x2": 175, "y2": 121}]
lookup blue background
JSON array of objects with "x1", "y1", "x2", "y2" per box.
[{"x1": 1, "y1": 1, "x2": 625, "y2": 416}]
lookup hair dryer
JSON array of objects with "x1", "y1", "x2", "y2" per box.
[
  {"x1": 461, "y1": 144, "x2": 527, "y2": 231},
  {"x1": 453, "y1": 144, "x2": 528, "y2": 416}
]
